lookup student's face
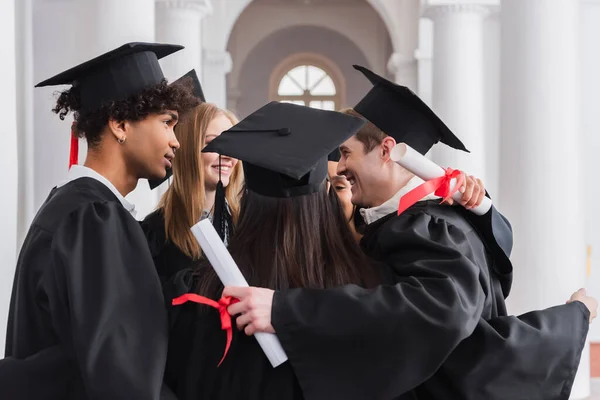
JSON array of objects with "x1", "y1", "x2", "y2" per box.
[
  {"x1": 337, "y1": 136, "x2": 385, "y2": 208},
  {"x1": 125, "y1": 110, "x2": 179, "y2": 180},
  {"x1": 202, "y1": 114, "x2": 238, "y2": 191},
  {"x1": 328, "y1": 161, "x2": 353, "y2": 221}
]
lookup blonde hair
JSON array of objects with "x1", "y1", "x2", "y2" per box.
[{"x1": 159, "y1": 103, "x2": 244, "y2": 259}]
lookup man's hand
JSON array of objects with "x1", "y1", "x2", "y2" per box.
[
  {"x1": 445, "y1": 174, "x2": 485, "y2": 209},
  {"x1": 568, "y1": 288, "x2": 598, "y2": 323},
  {"x1": 223, "y1": 286, "x2": 276, "y2": 335}
]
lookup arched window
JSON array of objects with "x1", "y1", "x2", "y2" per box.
[{"x1": 270, "y1": 53, "x2": 345, "y2": 111}]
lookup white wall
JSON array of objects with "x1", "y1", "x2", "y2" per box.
[
  {"x1": 582, "y1": 0, "x2": 600, "y2": 342},
  {"x1": 0, "y1": 0, "x2": 18, "y2": 351},
  {"x1": 482, "y1": 13, "x2": 500, "y2": 201}
]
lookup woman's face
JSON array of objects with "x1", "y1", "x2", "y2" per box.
[
  {"x1": 328, "y1": 161, "x2": 354, "y2": 221},
  {"x1": 202, "y1": 114, "x2": 238, "y2": 190}
]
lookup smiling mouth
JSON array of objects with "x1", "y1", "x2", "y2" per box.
[{"x1": 212, "y1": 165, "x2": 233, "y2": 174}]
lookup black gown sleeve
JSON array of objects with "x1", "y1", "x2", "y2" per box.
[
  {"x1": 0, "y1": 345, "x2": 75, "y2": 400},
  {"x1": 272, "y1": 212, "x2": 486, "y2": 400},
  {"x1": 425, "y1": 301, "x2": 590, "y2": 400},
  {"x1": 44, "y1": 201, "x2": 169, "y2": 400}
]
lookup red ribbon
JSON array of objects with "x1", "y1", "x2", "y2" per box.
[
  {"x1": 69, "y1": 123, "x2": 78, "y2": 169},
  {"x1": 397, "y1": 167, "x2": 465, "y2": 215},
  {"x1": 172, "y1": 293, "x2": 239, "y2": 367}
]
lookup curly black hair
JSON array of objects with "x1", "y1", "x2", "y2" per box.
[{"x1": 53, "y1": 77, "x2": 200, "y2": 148}]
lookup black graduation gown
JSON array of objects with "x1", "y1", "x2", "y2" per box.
[
  {"x1": 163, "y1": 269, "x2": 304, "y2": 400},
  {"x1": 142, "y1": 208, "x2": 198, "y2": 284},
  {"x1": 3, "y1": 177, "x2": 170, "y2": 400},
  {"x1": 271, "y1": 201, "x2": 589, "y2": 400}
]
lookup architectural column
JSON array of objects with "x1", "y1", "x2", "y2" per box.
[
  {"x1": 424, "y1": 4, "x2": 490, "y2": 181},
  {"x1": 0, "y1": 0, "x2": 18, "y2": 351},
  {"x1": 386, "y1": 0, "x2": 420, "y2": 92},
  {"x1": 156, "y1": 0, "x2": 213, "y2": 81},
  {"x1": 16, "y1": 0, "x2": 35, "y2": 247},
  {"x1": 499, "y1": 1, "x2": 588, "y2": 397},
  {"x1": 203, "y1": 49, "x2": 232, "y2": 109}
]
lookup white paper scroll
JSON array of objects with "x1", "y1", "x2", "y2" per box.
[
  {"x1": 190, "y1": 219, "x2": 289, "y2": 368},
  {"x1": 390, "y1": 143, "x2": 492, "y2": 216}
]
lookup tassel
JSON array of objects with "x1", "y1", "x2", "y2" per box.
[
  {"x1": 212, "y1": 156, "x2": 233, "y2": 243},
  {"x1": 69, "y1": 123, "x2": 78, "y2": 169}
]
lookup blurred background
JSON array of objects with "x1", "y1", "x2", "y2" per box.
[{"x1": 0, "y1": 0, "x2": 598, "y2": 397}]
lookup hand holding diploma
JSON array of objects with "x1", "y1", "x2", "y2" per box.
[{"x1": 390, "y1": 143, "x2": 492, "y2": 216}]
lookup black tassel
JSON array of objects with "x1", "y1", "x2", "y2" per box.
[{"x1": 212, "y1": 156, "x2": 233, "y2": 244}]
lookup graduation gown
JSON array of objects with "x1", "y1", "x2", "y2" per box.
[
  {"x1": 3, "y1": 177, "x2": 170, "y2": 400},
  {"x1": 163, "y1": 269, "x2": 304, "y2": 400},
  {"x1": 271, "y1": 201, "x2": 589, "y2": 400},
  {"x1": 141, "y1": 206, "x2": 232, "y2": 284},
  {"x1": 142, "y1": 208, "x2": 198, "y2": 284}
]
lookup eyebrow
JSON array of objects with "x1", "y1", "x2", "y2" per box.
[
  {"x1": 331, "y1": 175, "x2": 347, "y2": 183},
  {"x1": 165, "y1": 112, "x2": 179, "y2": 122},
  {"x1": 339, "y1": 145, "x2": 348, "y2": 152}
]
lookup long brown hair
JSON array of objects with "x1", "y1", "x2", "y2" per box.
[
  {"x1": 196, "y1": 183, "x2": 379, "y2": 298},
  {"x1": 159, "y1": 103, "x2": 244, "y2": 259}
]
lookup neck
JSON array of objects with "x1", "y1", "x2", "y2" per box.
[
  {"x1": 204, "y1": 187, "x2": 216, "y2": 212},
  {"x1": 371, "y1": 166, "x2": 414, "y2": 207},
  {"x1": 83, "y1": 149, "x2": 138, "y2": 197}
]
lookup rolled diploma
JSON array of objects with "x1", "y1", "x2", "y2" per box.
[
  {"x1": 190, "y1": 219, "x2": 289, "y2": 368},
  {"x1": 390, "y1": 143, "x2": 492, "y2": 216}
]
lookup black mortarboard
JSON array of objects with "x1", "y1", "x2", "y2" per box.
[
  {"x1": 148, "y1": 69, "x2": 207, "y2": 190},
  {"x1": 172, "y1": 69, "x2": 206, "y2": 102},
  {"x1": 353, "y1": 65, "x2": 469, "y2": 155},
  {"x1": 202, "y1": 101, "x2": 366, "y2": 198},
  {"x1": 328, "y1": 148, "x2": 341, "y2": 162},
  {"x1": 36, "y1": 42, "x2": 183, "y2": 112}
]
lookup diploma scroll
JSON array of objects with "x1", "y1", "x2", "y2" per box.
[
  {"x1": 190, "y1": 219, "x2": 289, "y2": 368},
  {"x1": 390, "y1": 143, "x2": 492, "y2": 216}
]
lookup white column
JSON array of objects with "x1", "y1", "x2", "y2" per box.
[
  {"x1": 16, "y1": 0, "x2": 35, "y2": 247},
  {"x1": 386, "y1": 0, "x2": 420, "y2": 93},
  {"x1": 500, "y1": 1, "x2": 588, "y2": 398},
  {"x1": 203, "y1": 49, "x2": 232, "y2": 109},
  {"x1": 424, "y1": 4, "x2": 489, "y2": 181},
  {"x1": 0, "y1": 0, "x2": 18, "y2": 351},
  {"x1": 89, "y1": 0, "x2": 156, "y2": 56},
  {"x1": 156, "y1": 0, "x2": 213, "y2": 81}
]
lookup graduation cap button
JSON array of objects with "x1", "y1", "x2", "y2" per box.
[{"x1": 277, "y1": 128, "x2": 291, "y2": 136}]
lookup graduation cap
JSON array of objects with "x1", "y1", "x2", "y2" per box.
[
  {"x1": 328, "y1": 148, "x2": 341, "y2": 162},
  {"x1": 172, "y1": 69, "x2": 206, "y2": 102},
  {"x1": 202, "y1": 101, "x2": 366, "y2": 198},
  {"x1": 352, "y1": 65, "x2": 469, "y2": 155},
  {"x1": 148, "y1": 69, "x2": 207, "y2": 190},
  {"x1": 36, "y1": 42, "x2": 184, "y2": 112}
]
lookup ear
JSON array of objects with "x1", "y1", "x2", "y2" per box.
[
  {"x1": 380, "y1": 136, "x2": 397, "y2": 162},
  {"x1": 107, "y1": 118, "x2": 128, "y2": 142}
]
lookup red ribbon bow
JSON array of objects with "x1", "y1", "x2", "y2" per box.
[
  {"x1": 172, "y1": 293, "x2": 239, "y2": 367},
  {"x1": 397, "y1": 167, "x2": 465, "y2": 215}
]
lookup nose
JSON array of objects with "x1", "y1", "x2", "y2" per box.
[{"x1": 169, "y1": 128, "x2": 180, "y2": 152}]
